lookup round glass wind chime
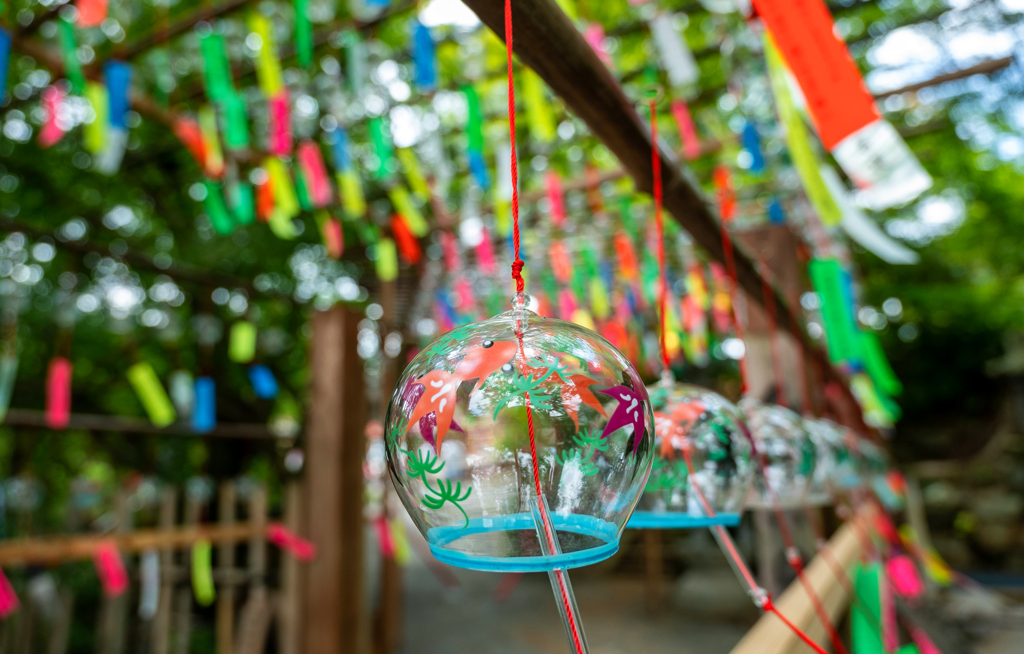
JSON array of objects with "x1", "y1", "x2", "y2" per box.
[{"x1": 384, "y1": 4, "x2": 653, "y2": 652}]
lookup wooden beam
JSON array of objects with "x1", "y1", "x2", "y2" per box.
[
  {"x1": 728, "y1": 508, "x2": 872, "y2": 654},
  {"x1": 0, "y1": 522, "x2": 264, "y2": 567},
  {"x1": 461, "y1": 0, "x2": 855, "y2": 404},
  {"x1": 1, "y1": 408, "x2": 281, "y2": 439},
  {"x1": 304, "y1": 307, "x2": 368, "y2": 654},
  {"x1": 873, "y1": 56, "x2": 1014, "y2": 99}
]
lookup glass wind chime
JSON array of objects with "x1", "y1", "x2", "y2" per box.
[{"x1": 384, "y1": 3, "x2": 654, "y2": 652}]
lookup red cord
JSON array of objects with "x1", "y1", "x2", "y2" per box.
[
  {"x1": 505, "y1": 3, "x2": 582, "y2": 652},
  {"x1": 763, "y1": 596, "x2": 832, "y2": 654},
  {"x1": 505, "y1": 0, "x2": 524, "y2": 294},
  {"x1": 650, "y1": 98, "x2": 670, "y2": 376}
]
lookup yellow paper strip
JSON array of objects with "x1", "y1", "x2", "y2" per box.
[
  {"x1": 387, "y1": 186, "x2": 429, "y2": 237},
  {"x1": 85, "y1": 82, "x2": 108, "y2": 154},
  {"x1": 248, "y1": 14, "x2": 284, "y2": 96},
  {"x1": 396, "y1": 148, "x2": 431, "y2": 201},
  {"x1": 376, "y1": 238, "x2": 399, "y2": 281},
  {"x1": 337, "y1": 170, "x2": 366, "y2": 219}
]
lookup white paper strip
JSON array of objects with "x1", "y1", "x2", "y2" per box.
[
  {"x1": 138, "y1": 549, "x2": 159, "y2": 620},
  {"x1": 820, "y1": 165, "x2": 919, "y2": 265},
  {"x1": 649, "y1": 14, "x2": 700, "y2": 91},
  {"x1": 831, "y1": 119, "x2": 932, "y2": 211},
  {"x1": 93, "y1": 127, "x2": 128, "y2": 176}
]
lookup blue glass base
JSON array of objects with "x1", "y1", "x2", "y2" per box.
[
  {"x1": 626, "y1": 511, "x2": 742, "y2": 529},
  {"x1": 427, "y1": 512, "x2": 620, "y2": 573}
]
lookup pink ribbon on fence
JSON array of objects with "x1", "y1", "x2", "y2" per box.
[
  {"x1": 46, "y1": 357, "x2": 73, "y2": 429},
  {"x1": 0, "y1": 567, "x2": 19, "y2": 618},
  {"x1": 93, "y1": 540, "x2": 129, "y2": 598},
  {"x1": 266, "y1": 522, "x2": 317, "y2": 562}
]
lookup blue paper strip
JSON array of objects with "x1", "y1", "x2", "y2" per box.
[
  {"x1": 191, "y1": 377, "x2": 216, "y2": 433},
  {"x1": 105, "y1": 60, "x2": 133, "y2": 129},
  {"x1": 742, "y1": 121, "x2": 765, "y2": 173},
  {"x1": 0, "y1": 29, "x2": 11, "y2": 101},
  {"x1": 247, "y1": 365, "x2": 279, "y2": 399},
  {"x1": 411, "y1": 20, "x2": 437, "y2": 91},
  {"x1": 328, "y1": 126, "x2": 352, "y2": 171},
  {"x1": 468, "y1": 150, "x2": 490, "y2": 190}
]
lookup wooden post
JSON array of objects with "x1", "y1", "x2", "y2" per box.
[
  {"x1": 643, "y1": 530, "x2": 664, "y2": 614},
  {"x1": 96, "y1": 489, "x2": 130, "y2": 654},
  {"x1": 47, "y1": 587, "x2": 74, "y2": 654},
  {"x1": 235, "y1": 484, "x2": 271, "y2": 654},
  {"x1": 374, "y1": 279, "x2": 402, "y2": 654},
  {"x1": 174, "y1": 490, "x2": 202, "y2": 654},
  {"x1": 152, "y1": 487, "x2": 177, "y2": 654},
  {"x1": 277, "y1": 481, "x2": 303, "y2": 654},
  {"x1": 216, "y1": 481, "x2": 237, "y2": 654},
  {"x1": 304, "y1": 307, "x2": 368, "y2": 654}
]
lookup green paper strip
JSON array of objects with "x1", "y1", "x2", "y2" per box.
[
  {"x1": 337, "y1": 170, "x2": 366, "y2": 218},
  {"x1": 852, "y1": 564, "x2": 884, "y2": 654},
  {"x1": 294, "y1": 168, "x2": 312, "y2": 212},
  {"x1": 369, "y1": 118, "x2": 394, "y2": 180},
  {"x1": 397, "y1": 148, "x2": 430, "y2": 201},
  {"x1": 0, "y1": 354, "x2": 18, "y2": 422},
  {"x1": 85, "y1": 82, "x2": 109, "y2": 153},
  {"x1": 523, "y1": 69, "x2": 555, "y2": 143},
  {"x1": 229, "y1": 321, "x2": 257, "y2": 363},
  {"x1": 223, "y1": 93, "x2": 250, "y2": 150},
  {"x1": 764, "y1": 34, "x2": 842, "y2": 226},
  {"x1": 808, "y1": 258, "x2": 860, "y2": 364},
  {"x1": 376, "y1": 238, "x2": 398, "y2": 281},
  {"x1": 388, "y1": 186, "x2": 428, "y2": 237},
  {"x1": 127, "y1": 362, "x2": 176, "y2": 428},
  {"x1": 203, "y1": 181, "x2": 234, "y2": 235},
  {"x1": 199, "y1": 34, "x2": 233, "y2": 103},
  {"x1": 344, "y1": 30, "x2": 366, "y2": 94},
  {"x1": 463, "y1": 84, "x2": 484, "y2": 153},
  {"x1": 59, "y1": 19, "x2": 86, "y2": 93},
  {"x1": 229, "y1": 182, "x2": 255, "y2": 225},
  {"x1": 860, "y1": 330, "x2": 903, "y2": 397},
  {"x1": 191, "y1": 540, "x2": 216, "y2": 607},
  {"x1": 295, "y1": 0, "x2": 313, "y2": 68}
]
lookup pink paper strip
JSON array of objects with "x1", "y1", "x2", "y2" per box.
[
  {"x1": 440, "y1": 231, "x2": 461, "y2": 272},
  {"x1": 266, "y1": 522, "x2": 318, "y2": 562},
  {"x1": 546, "y1": 171, "x2": 566, "y2": 227},
  {"x1": 454, "y1": 277, "x2": 475, "y2": 314},
  {"x1": 321, "y1": 217, "x2": 344, "y2": 259},
  {"x1": 883, "y1": 573, "x2": 899, "y2": 653},
  {"x1": 558, "y1": 289, "x2": 577, "y2": 321},
  {"x1": 46, "y1": 357, "x2": 72, "y2": 429},
  {"x1": 671, "y1": 100, "x2": 702, "y2": 160},
  {"x1": 297, "y1": 140, "x2": 333, "y2": 207},
  {"x1": 38, "y1": 86, "x2": 68, "y2": 148},
  {"x1": 475, "y1": 227, "x2": 495, "y2": 274},
  {"x1": 910, "y1": 626, "x2": 942, "y2": 654},
  {"x1": 373, "y1": 517, "x2": 395, "y2": 559},
  {"x1": 583, "y1": 24, "x2": 614, "y2": 69},
  {"x1": 93, "y1": 540, "x2": 129, "y2": 598},
  {"x1": 888, "y1": 554, "x2": 925, "y2": 600},
  {"x1": 0, "y1": 567, "x2": 19, "y2": 618},
  {"x1": 268, "y1": 91, "x2": 293, "y2": 156}
]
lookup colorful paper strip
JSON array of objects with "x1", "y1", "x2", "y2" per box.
[{"x1": 127, "y1": 362, "x2": 176, "y2": 428}]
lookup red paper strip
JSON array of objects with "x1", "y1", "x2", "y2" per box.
[
  {"x1": 882, "y1": 570, "x2": 898, "y2": 653},
  {"x1": 549, "y1": 240, "x2": 573, "y2": 284},
  {"x1": 297, "y1": 140, "x2": 332, "y2": 207},
  {"x1": 546, "y1": 171, "x2": 566, "y2": 227},
  {"x1": 373, "y1": 517, "x2": 395, "y2": 559},
  {"x1": 77, "y1": 0, "x2": 108, "y2": 27},
  {"x1": 558, "y1": 289, "x2": 577, "y2": 321},
  {"x1": 173, "y1": 117, "x2": 207, "y2": 169},
  {"x1": 713, "y1": 165, "x2": 736, "y2": 222},
  {"x1": 0, "y1": 567, "x2": 19, "y2": 618},
  {"x1": 321, "y1": 217, "x2": 344, "y2": 258},
  {"x1": 752, "y1": 0, "x2": 879, "y2": 150},
  {"x1": 46, "y1": 356, "x2": 72, "y2": 429},
  {"x1": 268, "y1": 91, "x2": 293, "y2": 156},
  {"x1": 391, "y1": 214, "x2": 422, "y2": 265},
  {"x1": 909, "y1": 626, "x2": 942, "y2": 654},
  {"x1": 476, "y1": 227, "x2": 496, "y2": 274},
  {"x1": 671, "y1": 100, "x2": 701, "y2": 160},
  {"x1": 93, "y1": 540, "x2": 129, "y2": 598},
  {"x1": 256, "y1": 178, "x2": 275, "y2": 221},
  {"x1": 38, "y1": 86, "x2": 68, "y2": 148},
  {"x1": 614, "y1": 232, "x2": 638, "y2": 280},
  {"x1": 266, "y1": 522, "x2": 317, "y2": 562}
]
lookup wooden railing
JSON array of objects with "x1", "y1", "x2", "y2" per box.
[{"x1": 729, "y1": 510, "x2": 870, "y2": 654}]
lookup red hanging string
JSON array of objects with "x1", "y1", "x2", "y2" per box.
[
  {"x1": 649, "y1": 95, "x2": 671, "y2": 376},
  {"x1": 504, "y1": 3, "x2": 584, "y2": 652}
]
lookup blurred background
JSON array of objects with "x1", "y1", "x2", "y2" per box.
[{"x1": 1, "y1": 0, "x2": 1024, "y2": 651}]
